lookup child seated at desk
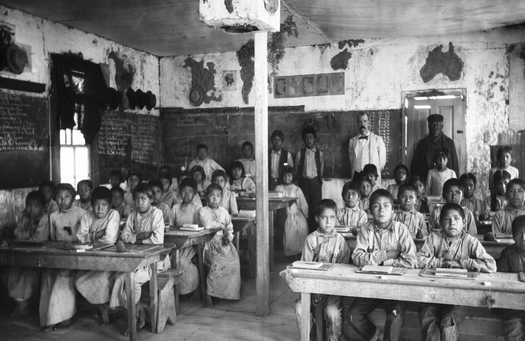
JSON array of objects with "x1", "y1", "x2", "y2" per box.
[
  {"x1": 459, "y1": 173, "x2": 485, "y2": 226},
  {"x1": 191, "y1": 165, "x2": 211, "y2": 202},
  {"x1": 173, "y1": 170, "x2": 203, "y2": 206},
  {"x1": 429, "y1": 179, "x2": 477, "y2": 234},
  {"x1": 1, "y1": 191, "x2": 50, "y2": 318},
  {"x1": 229, "y1": 160, "x2": 256, "y2": 193},
  {"x1": 485, "y1": 170, "x2": 511, "y2": 213},
  {"x1": 417, "y1": 203, "x2": 496, "y2": 341},
  {"x1": 149, "y1": 179, "x2": 172, "y2": 225},
  {"x1": 356, "y1": 173, "x2": 372, "y2": 214},
  {"x1": 170, "y1": 178, "x2": 201, "y2": 295},
  {"x1": 106, "y1": 169, "x2": 124, "y2": 190},
  {"x1": 496, "y1": 215, "x2": 525, "y2": 340},
  {"x1": 349, "y1": 189, "x2": 417, "y2": 341},
  {"x1": 386, "y1": 164, "x2": 409, "y2": 200},
  {"x1": 408, "y1": 175, "x2": 430, "y2": 214},
  {"x1": 124, "y1": 170, "x2": 142, "y2": 208},
  {"x1": 110, "y1": 187, "x2": 132, "y2": 221},
  {"x1": 393, "y1": 184, "x2": 428, "y2": 238},
  {"x1": 109, "y1": 183, "x2": 170, "y2": 333},
  {"x1": 189, "y1": 143, "x2": 225, "y2": 181},
  {"x1": 238, "y1": 141, "x2": 256, "y2": 180},
  {"x1": 295, "y1": 199, "x2": 351, "y2": 341},
  {"x1": 199, "y1": 184, "x2": 240, "y2": 307},
  {"x1": 159, "y1": 170, "x2": 175, "y2": 208},
  {"x1": 336, "y1": 180, "x2": 367, "y2": 231},
  {"x1": 363, "y1": 164, "x2": 383, "y2": 193},
  {"x1": 212, "y1": 170, "x2": 238, "y2": 215},
  {"x1": 39, "y1": 180, "x2": 58, "y2": 216},
  {"x1": 41, "y1": 183, "x2": 85, "y2": 332},
  {"x1": 489, "y1": 146, "x2": 519, "y2": 194},
  {"x1": 73, "y1": 179, "x2": 93, "y2": 212},
  {"x1": 275, "y1": 165, "x2": 309, "y2": 258},
  {"x1": 426, "y1": 148, "x2": 457, "y2": 197},
  {"x1": 492, "y1": 179, "x2": 525, "y2": 235},
  {"x1": 75, "y1": 187, "x2": 120, "y2": 325}
]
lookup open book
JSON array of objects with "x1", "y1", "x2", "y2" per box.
[
  {"x1": 291, "y1": 261, "x2": 337, "y2": 271},
  {"x1": 357, "y1": 265, "x2": 407, "y2": 276},
  {"x1": 434, "y1": 268, "x2": 469, "y2": 278}
]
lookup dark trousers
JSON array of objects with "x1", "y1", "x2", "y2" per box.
[
  {"x1": 347, "y1": 298, "x2": 406, "y2": 341},
  {"x1": 419, "y1": 304, "x2": 460, "y2": 341},
  {"x1": 299, "y1": 177, "x2": 322, "y2": 233},
  {"x1": 269, "y1": 177, "x2": 279, "y2": 191}
]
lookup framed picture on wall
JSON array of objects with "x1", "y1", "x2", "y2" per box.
[
  {"x1": 302, "y1": 76, "x2": 315, "y2": 96},
  {"x1": 287, "y1": 76, "x2": 302, "y2": 97},
  {"x1": 274, "y1": 77, "x2": 287, "y2": 97},
  {"x1": 316, "y1": 74, "x2": 330, "y2": 95},
  {"x1": 331, "y1": 73, "x2": 345, "y2": 95},
  {"x1": 222, "y1": 70, "x2": 237, "y2": 91}
]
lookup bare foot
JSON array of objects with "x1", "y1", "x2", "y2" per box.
[
  {"x1": 52, "y1": 319, "x2": 71, "y2": 331},
  {"x1": 10, "y1": 300, "x2": 29, "y2": 318},
  {"x1": 137, "y1": 304, "x2": 146, "y2": 330},
  {"x1": 41, "y1": 325, "x2": 53, "y2": 333},
  {"x1": 204, "y1": 295, "x2": 213, "y2": 308},
  {"x1": 98, "y1": 303, "x2": 110, "y2": 326}
]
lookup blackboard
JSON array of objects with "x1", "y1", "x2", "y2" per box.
[
  {"x1": 98, "y1": 110, "x2": 161, "y2": 183},
  {"x1": 161, "y1": 109, "x2": 401, "y2": 179},
  {"x1": 0, "y1": 92, "x2": 49, "y2": 189}
]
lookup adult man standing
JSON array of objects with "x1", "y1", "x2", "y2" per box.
[
  {"x1": 410, "y1": 114, "x2": 459, "y2": 183},
  {"x1": 348, "y1": 112, "x2": 386, "y2": 182}
]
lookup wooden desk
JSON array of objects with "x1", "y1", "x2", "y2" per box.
[
  {"x1": 0, "y1": 241, "x2": 174, "y2": 341},
  {"x1": 281, "y1": 264, "x2": 525, "y2": 341},
  {"x1": 163, "y1": 228, "x2": 220, "y2": 303}
]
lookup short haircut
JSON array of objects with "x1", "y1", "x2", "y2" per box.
[
  {"x1": 398, "y1": 184, "x2": 417, "y2": 196},
  {"x1": 355, "y1": 173, "x2": 371, "y2": 185},
  {"x1": 363, "y1": 164, "x2": 378, "y2": 177},
  {"x1": 241, "y1": 141, "x2": 253, "y2": 150},
  {"x1": 206, "y1": 183, "x2": 223, "y2": 196},
  {"x1": 271, "y1": 130, "x2": 284, "y2": 141},
  {"x1": 77, "y1": 179, "x2": 94, "y2": 190},
  {"x1": 493, "y1": 169, "x2": 511, "y2": 184},
  {"x1": 211, "y1": 169, "x2": 228, "y2": 182},
  {"x1": 497, "y1": 146, "x2": 513, "y2": 161},
  {"x1": 440, "y1": 203, "x2": 465, "y2": 221},
  {"x1": 133, "y1": 183, "x2": 153, "y2": 200},
  {"x1": 158, "y1": 165, "x2": 172, "y2": 174},
  {"x1": 148, "y1": 179, "x2": 163, "y2": 190},
  {"x1": 91, "y1": 186, "x2": 112, "y2": 206},
  {"x1": 407, "y1": 175, "x2": 423, "y2": 186},
  {"x1": 302, "y1": 126, "x2": 317, "y2": 140},
  {"x1": 459, "y1": 173, "x2": 477, "y2": 186},
  {"x1": 281, "y1": 165, "x2": 296, "y2": 182},
  {"x1": 196, "y1": 143, "x2": 208, "y2": 151},
  {"x1": 109, "y1": 169, "x2": 123, "y2": 182},
  {"x1": 110, "y1": 186, "x2": 125, "y2": 197},
  {"x1": 369, "y1": 189, "x2": 393, "y2": 207},
  {"x1": 179, "y1": 178, "x2": 197, "y2": 193},
  {"x1": 511, "y1": 215, "x2": 525, "y2": 238},
  {"x1": 433, "y1": 148, "x2": 450, "y2": 163},
  {"x1": 357, "y1": 112, "x2": 368, "y2": 120},
  {"x1": 443, "y1": 178, "x2": 464, "y2": 194},
  {"x1": 394, "y1": 164, "x2": 409, "y2": 177},
  {"x1": 158, "y1": 170, "x2": 173, "y2": 186},
  {"x1": 507, "y1": 178, "x2": 525, "y2": 192},
  {"x1": 26, "y1": 191, "x2": 45, "y2": 207},
  {"x1": 55, "y1": 183, "x2": 76, "y2": 198},
  {"x1": 128, "y1": 170, "x2": 142, "y2": 182},
  {"x1": 38, "y1": 180, "x2": 55, "y2": 191},
  {"x1": 316, "y1": 199, "x2": 338, "y2": 216},
  {"x1": 342, "y1": 181, "x2": 360, "y2": 196},
  {"x1": 191, "y1": 165, "x2": 205, "y2": 177}
]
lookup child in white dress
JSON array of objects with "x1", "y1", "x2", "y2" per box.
[
  {"x1": 230, "y1": 160, "x2": 256, "y2": 193},
  {"x1": 426, "y1": 148, "x2": 456, "y2": 197},
  {"x1": 212, "y1": 170, "x2": 238, "y2": 215}
]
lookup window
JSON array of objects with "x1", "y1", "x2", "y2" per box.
[{"x1": 60, "y1": 128, "x2": 90, "y2": 187}]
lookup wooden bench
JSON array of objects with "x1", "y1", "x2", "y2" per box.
[{"x1": 154, "y1": 269, "x2": 183, "y2": 333}]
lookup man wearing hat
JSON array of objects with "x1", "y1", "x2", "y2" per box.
[{"x1": 410, "y1": 114, "x2": 459, "y2": 182}]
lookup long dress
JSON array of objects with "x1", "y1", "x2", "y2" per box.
[
  {"x1": 275, "y1": 184, "x2": 309, "y2": 256},
  {"x1": 171, "y1": 201, "x2": 202, "y2": 294},
  {"x1": 74, "y1": 210, "x2": 119, "y2": 304},
  {"x1": 1, "y1": 213, "x2": 49, "y2": 302},
  {"x1": 199, "y1": 206, "x2": 240, "y2": 300},
  {"x1": 40, "y1": 206, "x2": 85, "y2": 327}
]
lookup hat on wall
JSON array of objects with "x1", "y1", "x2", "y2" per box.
[
  {"x1": 6, "y1": 44, "x2": 28, "y2": 75},
  {"x1": 189, "y1": 85, "x2": 205, "y2": 107},
  {"x1": 108, "y1": 87, "x2": 121, "y2": 110},
  {"x1": 135, "y1": 89, "x2": 147, "y2": 110},
  {"x1": 146, "y1": 91, "x2": 156, "y2": 110},
  {"x1": 125, "y1": 88, "x2": 137, "y2": 110},
  {"x1": 427, "y1": 114, "x2": 444, "y2": 123}
]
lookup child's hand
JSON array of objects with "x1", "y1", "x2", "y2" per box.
[
  {"x1": 136, "y1": 231, "x2": 152, "y2": 241},
  {"x1": 443, "y1": 261, "x2": 461, "y2": 268},
  {"x1": 386, "y1": 250, "x2": 400, "y2": 259},
  {"x1": 63, "y1": 226, "x2": 72, "y2": 235},
  {"x1": 94, "y1": 229, "x2": 106, "y2": 241},
  {"x1": 221, "y1": 233, "x2": 230, "y2": 246}
]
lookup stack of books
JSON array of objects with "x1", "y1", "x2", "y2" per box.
[{"x1": 268, "y1": 191, "x2": 283, "y2": 198}]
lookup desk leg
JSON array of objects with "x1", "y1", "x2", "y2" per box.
[
  {"x1": 125, "y1": 272, "x2": 137, "y2": 341},
  {"x1": 149, "y1": 262, "x2": 158, "y2": 332},
  {"x1": 197, "y1": 242, "x2": 208, "y2": 306},
  {"x1": 269, "y1": 211, "x2": 274, "y2": 271},
  {"x1": 300, "y1": 293, "x2": 311, "y2": 341}
]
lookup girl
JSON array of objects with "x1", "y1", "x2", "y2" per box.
[
  {"x1": 41, "y1": 183, "x2": 85, "y2": 332},
  {"x1": 212, "y1": 170, "x2": 238, "y2": 215},
  {"x1": 159, "y1": 170, "x2": 175, "y2": 208},
  {"x1": 460, "y1": 173, "x2": 485, "y2": 226},
  {"x1": 485, "y1": 170, "x2": 511, "y2": 212},
  {"x1": 191, "y1": 165, "x2": 210, "y2": 201},
  {"x1": 199, "y1": 184, "x2": 241, "y2": 307},
  {"x1": 1, "y1": 191, "x2": 49, "y2": 318},
  {"x1": 124, "y1": 170, "x2": 142, "y2": 207},
  {"x1": 275, "y1": 166, "x2": 309, "y2": 258},
  {"x1": 408, "y1": 175, "x2": 429, "y2": 213},
  {"x1": 238, "y1": 141, "x2": 256, "y2": 180},
  {"x1": 73, "y1": 179, "x2": 93, "y2": 212},
  {"x1": 75, "y1": 187, "x2": 120, "y2": 325},
  {"x1": 426, "y1": 148, "x2": 456, "y2": 197},
  {"x1": 170, "y1": 178, "x2": 201, "y2": 295},
  {"x1": 489, "y1": 146, "x2": 519, "y2": 194},
  {"x1": 39, "y1": 180, "x2": 58, "y2": 215},
  {"x1": 174, "y1": 170, "x2": 203, "y2": 206},
  {"x1": 386, "y1": 164, "x2": 408, "y2": 200},
  {"x1": 230, "y1": 160, "x2": 256, "y2": 193},
  {"x1": 355, "y1": 173, "x2": 372, "y2": 213},
  {"x1": 110, "y1": 183, "x2": 170, "y2": 333},
  {"x1": 363, "y1": 164, "x2": 382, "y2": 193}
]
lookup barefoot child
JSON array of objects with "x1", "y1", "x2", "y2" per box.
[
  {"x1": 73, "y1": 179, "x2": 93, "y2": 212},
  {"x1": 426, "y1": 148, "x2": 457, "y2": 197},
  {"x1": 408, "y1": 175, "x2": 430, "y2": 214},
  {"x1": 75, "y1": 187, "x2": 120, "y2": 325},
  {"x1": 199, "y1": 184, "x2": 241, "y2": 307},
  {"x1": 1, "y1": 191, "x2": 50, "y2": 318},
  {"x1": 394, "y1": 184, "x2": 428, "y2": 238},
  {"x1": 39, "y1": 180, "x2": 58, "y2": 215},
  {"x1": 188, "y1": 143, "x2": 225, "y2": 181},
  {"x1": 387, "y1": 164, "x2": 409, "y2": 200},
  {"x1": 492, "y1": 179, "x2": 525, "y2": 235},
  {"x1": 148, "y1": 179, "x2": 172, "y2": 225},
  {"x1": 238, "y1": 141, "x2": 256, "y2": 180},
  {"x1": 275, "y1": 166, "x2": 309, "y2": 258},
  {"x1": 41, "y1": 183, "x2": 85, "y2": 332},
  {"x1": 336, "y1": 181, "x2": 367, "y2": 233},
  {"x1": 229, "y1": 160, "x2": 256, "y2": 193},
  {"x1": 348, "y1": 189, "x2": 417, "y2": 341},
  {"x1": 295, "y1": 199, "x2": 351, "y2": 341},
  {"x1": 489, "y1": 146, "x2": 519, "y2": 194},
  {"x1": 417, "y1": 203, "x2": 496, "y2": 340},
  {"x1": 485, "y1": 170, "x2": 511, "y2": 212},
  {"x1": 212, "y1": 170, "x2": 238, "y2": 215}
]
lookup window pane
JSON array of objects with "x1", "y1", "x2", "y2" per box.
[
  {"x1": 60, "y1": 146, "x2": 75, "y2": 181},
  {"x1": 72, "y1": 129, "x2": 85, "y2": 145},
  {"x1": 61, "y1": 177, "x2": 76, "y2": 188},
  {"x1": 60, "y1": 129, "x2": 66, "y2": 145},
  {"x1": 75, "y1": 146, "x2": 90, "y2": 179}
]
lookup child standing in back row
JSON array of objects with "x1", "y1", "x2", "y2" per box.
[
  {"x1": 189, "y1": 143, "x2": 225, "y2": 181},
  {"x1": 363, "y1": 164, "x2": 383, "y2": 193},
  {"x1": 489, "y1": 146, "x2": 519, "y2": 194},
  {"x1": 387, "y1": 164, "x2": 409, "y2": 201},
  {"x1": 485, "y1": 170, "x2": 511, "y2": 212},
  {"x1": 426, "y1": 148, "x2": 457, "y2": 197}
]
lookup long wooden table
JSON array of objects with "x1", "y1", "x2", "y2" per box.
[
  {"x1": 0, "y1": 241, "x2": 174, "y2": 341},
  {"x1": 281, "y1": 264, "x2": 525, "y2": 341}
]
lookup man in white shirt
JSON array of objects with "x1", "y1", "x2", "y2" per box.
[{"x1": 348, "y1": 112, "x2": 386, "y2": 183}]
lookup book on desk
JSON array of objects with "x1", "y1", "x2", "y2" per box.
[
  {"x1": 356, "y1": 265, "x2": 408, "y2": 276},
  {"x1": 290, "y1": 261, "x2": 337, "y2": 271}
]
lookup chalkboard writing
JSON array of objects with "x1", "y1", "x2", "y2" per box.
[
  {"x1": 98, "y1": 111, "x2": 160, "y2": 183},
  {"x1": 0, "y1": 92, "x2": 49, "y2": 189}
]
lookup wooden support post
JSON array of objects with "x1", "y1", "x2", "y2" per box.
[{"x1": 254, "y1": 30, "x2": 270, "y2": 316}]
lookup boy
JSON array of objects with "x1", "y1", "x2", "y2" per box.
[
  {"x1": 107, "y1": 169, "x2": 124, "y2": 189},
  {"x1": 148, "y1": 179, "x2": 172, "y2": 225},
  {"x1": 110, "y1": 187, "x2": 132, "y2": 221},
  {"x1": 296, "y1": 126, "x2": 324, "y2": 232},
  {"x1": 188, "y1": 143, "x2": 225, "y2": 181},
  {"x1": 429, "y1": 179, "x2": 477, "y2": 235},
  {"x1": 73, "y1": 179, "x2": 93, "y2": 212},
  {"x1": 269, "y1": 130, "x2": 294, "y2": 191},
  {"x1": 356, "y1": 173, "x2": 372, "y2": 214},
  {"x1": 496, "y1": 215, "x2": 525, "y2": 340},
  {"x1": 337, "y1": 181, "x2": 367, "y2": 232},
  {"x1": 39, "y1": 180, "x2": 58, "y2": 215},
  {"x1": 459, "y1": 173, "x2": 485, "y2": 227},
  {"x1": 363, "y1": 164, "x2": 383, "y2": 193},
  {"x1": 417, "y1": 203, "x2": 496, "y2": 341},
  {"x1": 485, "y1": 170, "x2": 511, "y2": 212},
  {"x1": 492, "y1": 179, "x2": 525, "y2": 235},
  {"x1": 349, "y1": 189, "x2": 417, "y2": 341},
  {"x1": 394, "y1": 184, "x2": 428, "y2": 238},
  {"x1": 489, "y1": 146, "x2": 519, "y2": 194},
  {"x1": 124, "y1": 170, "x2": 142, "y2": 207},
  {"x1": 295, "y1": 199, "x2": 351, "y2": 341},
  {"x1": 408, "y1": 175, "x2": 430, "y2": 214}
]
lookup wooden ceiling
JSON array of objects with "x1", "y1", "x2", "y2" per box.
[{"x1": 3, "y1": 0, "x2": 525, "y2": 57}]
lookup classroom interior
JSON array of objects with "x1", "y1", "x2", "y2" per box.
[{"x1": 0, "y1": 1, "x2": 525, "y2": 340}]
